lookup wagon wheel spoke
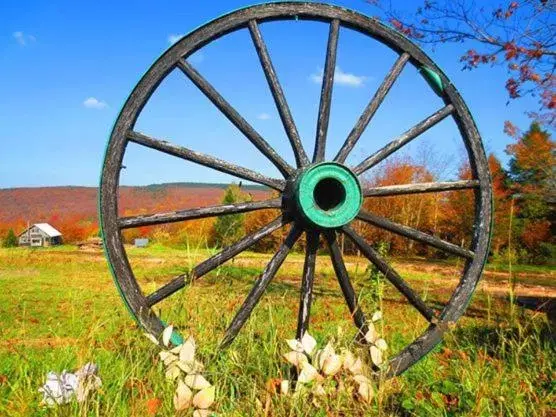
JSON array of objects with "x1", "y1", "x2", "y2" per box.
[
  {"x1": 146, "y1": 216, "x2": 290, "y2": 306},
  {"x1": 177, "y1": 60, "x2": 293, "y2": 177},
  {"x1": 353, "y1": 104, "x2": 454, "y2": 175},
  {"x1": 119, "y1": 198, "x2": 281, "y2": 229},
  {"x1": 342, "y1": 226, "x2": 437, "y2": 323},
  {"x1": 127, "y1": 131, "x2": 285, "y2": 191},
  {"x1": 334, "y1": 52, "x2": 410, "y2": 163},
  {"x1": 296, "y1": 231, "x2": 319, "y2": 339},
  {"x1": 357, "y1": 210, "x2": 474, "y2": 259},
  {"x1": 313, "y1": 19, "x2": 340, "y2": 163},
  {"x1": 362, "y1": 180, "x2": 480, "y2": 197},
  {"x1": 324, "y1": 230, "x2": 369, "y2": 340},
  {"x1": 248, "y1": 20, "x2": 309, "y2": 167},
  {"x1": 220, "y1": 224, "x2": 303, "y2": 348}
]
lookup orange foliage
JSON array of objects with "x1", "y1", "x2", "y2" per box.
[
  {"x1": 361, "y1": 158, "x2": 443, "y2": 256},
  {"x1": 0, "y1": 185, "x2": 268, "y2": 244},
  {"x1": 506, "y1": 129, "x2": 555, "y2": 186},
  {"x1": 244, "y1": 191, "x2": 284, "y2": 252},
  {"x1": 488, "y1": 154, "x2": 513, "y2": 254}
]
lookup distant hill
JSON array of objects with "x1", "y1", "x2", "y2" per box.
[{"x1": 0, "y1": 183, "x2": 271, "y2": 226}]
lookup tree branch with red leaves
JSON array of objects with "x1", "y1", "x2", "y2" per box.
[{"x1": 367, "y1": 0, "x2": 556, "y2": 129}]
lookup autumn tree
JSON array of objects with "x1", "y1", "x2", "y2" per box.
[
  {"x1": 506, "y1": 122, "x2": 555, "y2": 261},
  {"x1": 2, "y1": 229, "x2": 18, "y2": 248},
  {"x1": 245, "y1": 207, "x2": 284, "y2": 253},
  {"x1": 441, "y1": 163, "x2": 475, "y2": 250},
  {"x1": 507, "y1": 122, "x2": 555, "y2": 198},
  {"x1": 361, "y1": 157, "x2": 440, "y2": 256},
  {"x1": 488, "y1": 154, "x2": 513, "y2": 255},
  {"x1": 211, "y1": 184, "x2": 249, "y2": 248},
  {"x1": 368, "y1": 0, "x2": 556, "y2": 128}
]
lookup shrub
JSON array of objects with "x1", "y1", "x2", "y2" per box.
[{"x1": 2, "y1": 229, "x2": 18, "y2": 248}]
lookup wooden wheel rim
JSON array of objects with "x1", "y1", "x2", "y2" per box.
[{"x1": 99, "y1": 2, "x2": 492, "y2": 377}]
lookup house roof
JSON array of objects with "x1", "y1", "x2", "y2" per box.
[{"x1": 20, "y1": 223, "x2": 62, "y2": 237}]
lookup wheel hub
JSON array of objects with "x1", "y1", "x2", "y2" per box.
[{"x1": 295, "y1": 162, "x2": 362, "y2": 229}]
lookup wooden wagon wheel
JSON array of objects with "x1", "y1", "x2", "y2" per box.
[{"x1": 99, "y1": 2, "x2": 492, "y2": 376}]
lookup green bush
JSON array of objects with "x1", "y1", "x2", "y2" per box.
[{"x1": 2, "y1": 229, "x2": 18, "y2": 248}]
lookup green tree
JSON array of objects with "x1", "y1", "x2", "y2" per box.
[
  {"x1": 211, "y1": 184, "x2": 249, "y2": 248},
  {"x1": 3, "y1": 229, "x2": 18, "y2": 248}
]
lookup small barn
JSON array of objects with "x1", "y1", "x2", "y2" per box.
[{"x1": 18, "y1": 223, "x2": 63, "y2": 247}]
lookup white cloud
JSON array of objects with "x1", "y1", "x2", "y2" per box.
[
  {"x1": 168, "y1": 34, "x2": 184, "y2": 45},
  {"x1": 83, "y1": 97, "x2": 107, "y2": 109},
  {"x1": 13, "y1": 31, "x2": 35, "y2": 46},
  {"x1": 257, "y1": 113, "x2": 271, "y2": 120},
  {"x1": 310, "y1": 66, "x2": 367, "y2": 88}
]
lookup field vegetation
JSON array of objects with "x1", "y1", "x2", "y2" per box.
[{"x1": 0, "y1": 245, "x2": 553, "y2": 416}]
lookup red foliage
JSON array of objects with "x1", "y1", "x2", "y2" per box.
[
  {"x1": 0, "y1": 185, "x2": 269, "y2": 244},
  {"x1": 521, "y1": 220, "x2": 551, "y2": 249}
]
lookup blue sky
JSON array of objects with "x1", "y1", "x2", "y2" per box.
[{"x1": 0, "y1": 0, "x2": 538, "y2": 188}]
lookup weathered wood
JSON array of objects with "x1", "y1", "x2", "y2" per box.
[
  {"x1": 119, "y1": 198, "x2": 282, "y2": 229},
  {"x1": 177, "y1": 60, "x2": 293, "y2": 177},
  {"x1": 325, "y1": 231, "x2": 369, "y2": 339},
  {"x1": 353, "y1": 104, "x2": 454, "y2": 175},
  {"x1": 248, "y1": 20, "x2": 309, "y2": 167},
  {"x1": 313, "y1": 19, "x2": 339, "y2": 163},
  {"x1": 296, "y1": 231, "x2": 319, "y2": 339},
  {"x1": 221, "y1": 224, "x2": 302, "y2": 348},
  {"x1": 363, "y1": 180, "x2": 479, "y2": 197},
  {"x1": 357, "y1": 210, "x2": 474, "y2": 259},
  {"x1": 342, "y1": 226, "x2": 437, "y2": 323},
  {"x1": 334, "y1": 52, "x2": 410, "y2": 163},
  {"x1": 100, "y1": 2, "x2": 492, "y2": 376},
  {"x1": 127, "y1": 131, "x2": 285, "y2": 191},
  {"x1": 146, "y1": 216, "x2": 289, "y2": 306}
]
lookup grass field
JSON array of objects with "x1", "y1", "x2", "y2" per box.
[{"x1": 0, "y1": 245, "x2": 554, "y2": 416}]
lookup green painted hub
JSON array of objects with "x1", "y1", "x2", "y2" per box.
[{"x1": 295, "y1": 162, "x2": 362, "y2": 229}]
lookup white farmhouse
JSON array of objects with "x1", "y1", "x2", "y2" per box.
[{"x1": 18, "y1": 223, "x2": 63, "y2": 247}]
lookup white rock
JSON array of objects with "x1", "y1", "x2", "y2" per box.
[
  {"x1": 286, "y1": 339, "x2": 304, "y2": 353},
  {"x1": 370, "y1": 345, "x2": 383, "y2": 366},
  {"x1": 358, "y1": 381, "x2": 374, "y2": 403},
  {"x1": 283, "y1": 351, "x2": 308, "y2": 368},
  {"x1": 193, "y1": 385, "x2": 215, "y2": 409},
  {"x1": 375, "y1": 338, "x2": 388, "y2": 351},
  {"x1": 315, "y1": 342, "x2": 335, "y2": 371},
  {"x1": 159, "y1": 351, "x2": 177, "y2": 366},
  {"x1": 364, "y1": 323, "x2": 378, "y2": 344},
  {"x1": 300, "y1": 332, "x2": 317, "y2": 355},
  {"x1": 179, "y1": 337, "x2": 196, "y2": 363},
  {"x1": 298, "y1": 362, "x2": 319, "y2": 384},
  {"x1": 165, "y1": 364, "x2": 181, "y2": 381},
  {"x1": 162, "y1": 325, "x2": 174, "y2": 347},
  {"x1": 322, "y1": 354, "x2": 343, "y2": 376},
  {"x1": 173, "y1": 379, "x2": 192, "y2": 411},
  {"x1": 348, "y1": 358, "x2": 363, "y2": 375},
  {"x1": 342, "y1": 350, "x2": 355, "y2": 370},
  {"x1": 185, "y1": 374, "x2": 212, "y2": 390},
  {"x1": 38, "y1": 371, "x2": 77, "y2": 406}
]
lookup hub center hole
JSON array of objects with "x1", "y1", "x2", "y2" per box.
[{"x1": 313, "y1": 177, "x2": 346, "y2": 211}]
